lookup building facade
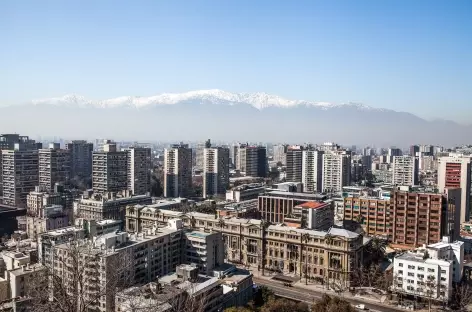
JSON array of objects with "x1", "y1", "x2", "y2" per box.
[
  {"x1": 322, "y1": 152, "x2": 351, "y2": 193},
  {"x1": 203, "y1": 147, "x2": 230, "y2": 198},
  {"x1": 237, "y1": 145, "x2": 267, "y2": 178},
  {"x1": 65, "y1": 140, "x2": 94, "y2": 180},
  {"x1": 285, "y1": 146, "x2": 303, "y2": 182},
  {"x1": 437, "y1": 156, "x2": 471, "y2": 223},
  {"x1": 302, "y1": 150, "x2": 324, "y2": 193},
  {"x1": 392, "y1": 156, "x2": 419, "y2": 186},
  {"x1": 92, "y1": 143, "x2": 128, "y2": 194},
  {"x1": 164, "y1": 144, "x2": 193, "y2": 198},
  {"x1": 127, "y1": 147, "x2": 151, "y2": 195},
  {"x1": 1, "y1": 148, "x2": 39, "y2": 208},
  {"x1": 39, "y1": 143, "x2": 71, "y2": 192}
]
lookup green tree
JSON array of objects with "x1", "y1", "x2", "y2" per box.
[
  {"x1": 253, "y1": 286, "x2": 275, "y2": 307},
  {"x1": 368, "y1": 236, "x2": 387, "y2": 263}
]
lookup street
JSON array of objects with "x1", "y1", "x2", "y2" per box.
[{"x1": 253, "y1": 277, "x2": 406, "y2": 312}]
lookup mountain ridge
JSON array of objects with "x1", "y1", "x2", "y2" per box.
[{"x1": 30, "y1": 89, "x2": 387, "y2": 111}]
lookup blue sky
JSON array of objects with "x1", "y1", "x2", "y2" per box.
[{"x1": 1, "y1": 0, "x2": 471, "y2": 122}]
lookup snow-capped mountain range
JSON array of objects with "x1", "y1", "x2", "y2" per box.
[{"x1": 31, "y1": 89, "x2": 383, "y2": 111}]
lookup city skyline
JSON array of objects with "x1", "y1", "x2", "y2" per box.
[{"x1": 2, "y1": 0, "x2": 471, "y2": 122}]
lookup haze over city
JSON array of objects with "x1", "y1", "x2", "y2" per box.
[{"x1": 1, "y1": 2, "x2": 472, "y2": 312}]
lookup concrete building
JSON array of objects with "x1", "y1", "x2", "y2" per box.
[
  {"x1": 225, "y1": 183, "x2": 265, "y2": 202},
  {"x1": 184, "y1": 231, "x2": 224, "y2": 275},
  {"x1": 273, "y1": 144, "x2": 288, "y2": 165},
  {"x1": 258, "y1": 191, "x2": 329, "y2": 224},
  {"x1": 125, "y1": 200, "x2": 185, "y2": 232},
  {"x1": 392, "y1": 156, "x2": 418, "y2": 186},
  {"x1": 237, "y1": 145, "x2": 267, "y2": 178},
  {"x1": 26, "y1": 204, "x2": 69, "y2": 239},
  {"x1": 203, "y1": 147, "x2": 230, "y2": 198},
  {"x1": 127, "y1": 147, "x2": 151, "y2": 195},
  {"x1": 26, "y1": 186, "x2": 64, "y2": 216},
  {"x1": 164, "y1": 143, "x2": 193, "y2": 198},
  {"x1": 38, "y1": 143, "x2": 71, "y2": 192},
  {"x1": 392, "y1": 237, "x2": 464, "y2": 302},
  {"x1": 343, "y1": 196, "x2": 391, "y2": 237},
  {"x1": 65, "y1": 140, "x2": 94, "y2": 180},
  {"x1": 92, "y1": 143, "x2": 128, "y2": 194},
  {"x1": 437, "y1": 156, "x2": 471, "y2": 223},
  {"x1": 285, "y1": 146, "x2": 303, "y2": 182},
  {"x1": 302, "y1": 150, "x2": 324, "y2": 193},
  {"x1": 52, "y1": 222, "x2": 184, "y2": 312},
  {"x1": 322, "y1": 152, "x2": 351, "y2": 193},
  {"x1": 1, "y1": 146, "x2": 39, "y2": 208},
  {"x1": 390, "y1": 187, "x2": 461, "y2": 248},
  {"x1": 284, "y1": 201, "x2": 334, "y2": 230},
  {"x1": 76, "y1": 190, "x2": 152, "y2": 221},
  {"x1": 194, "y1": 139, "x2": 211, "y2": 172}
]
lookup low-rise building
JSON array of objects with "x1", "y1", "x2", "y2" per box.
[
  {"x1": 284, "y1": 201, "x2": 334, "y2": 230},
  {"x1": 225, "y1": 183, "x2": 265, "y2": 202},
  {"x1": 392, "y1": 237, "x2": 464, "y2": 302},
  {"x1": 184, "y1": 231, "x2": 224, "y2": 275},
  {"x1": 26, "y1": 204, "x2": 69, "y2": 239},
  {"x1": 75, "y1": 190, "x2": 152, "y2": 221}
]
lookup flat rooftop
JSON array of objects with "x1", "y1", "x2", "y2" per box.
[{"x1": 295, "y1": 201, "x2": 329, "y2": 209}]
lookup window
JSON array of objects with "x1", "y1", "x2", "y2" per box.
[
  {"x1": 441, "y1": 270, "x2": 446, "y2": 274},
  {"x1": 408, "y1": 273, "x2": 414, "y2": 277},
  {"x1": 427, "y1": 268, "x2": 435, "y2": 273},
  {"x1": 418, "y1": 267, "x2": 424, "y2": 271},
  {"x1": 408, "y1": 265, "x2": 415, "y2": 269},
  {"x1": 399, "y1": 263, "x2": 403, "y2": 267}
]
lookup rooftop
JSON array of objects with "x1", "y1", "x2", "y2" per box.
[
  {"x1": 264, "y1": 190, "x2": 327, "y2": 199},
  {"x1": 295, "y1": 201, "x2": 329, "y2": 209},
  {"x1": 396, "y1": 253, "x2": 451, "y2": 266}
]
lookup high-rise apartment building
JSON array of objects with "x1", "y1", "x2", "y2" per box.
[
  {"x1": 127, "y1": 147, "x2": 151, "y2": 195},
  {"x1": 164, "y1": 143, "x2": 193, "y2": 198},
  {"x1": 1, "y1": 146, "x2": 39, "y2": 208},
  {"x1": 203, "y1": 147, "x2": 229, "y2": 198},
  {"x1": 409, "y1": 145, "x2": 419, "y2": 157},
  {"x1": 437, "y1": 156, "x2": 471, "y2": 223},
  {"x1": 38, "y1": 143, "x2": 71, "y2": 192},
  {"x1": 92, "y1": 143, "x2": 128, "y2": 194},
  {"x1": 194, "y1": 139, "x2": 211, "y2": 172},
  {"x1": 390, "y1": 187, "x2": 461, "y2": 248},
  {"x1": 237, "y1": 145, "x2": 267, "y2": 178},
  {"x1": 65, "y1": 140, "x2": 93, "y2": 180},
  {"x1": 392, "y1": 156, "x2": 418, "y2": 186},
  {"x1": 322, "y1": 152, "x2": 351, "y2": 193},
  {"x1": 273, "y1": 144, "x2": 288, "y2": 165},
  {"x1": 302, "y1": 150, "x2": 323, "y2": 193},
  {"x1": 285, "y1": 146, "x2": 303, "y2": 182}
]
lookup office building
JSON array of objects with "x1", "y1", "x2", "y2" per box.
[
  {"x1": 322, "y1": 152, "x2": 351, "y2": 193},
  {"x1": 302, "y1": 150, "x2": 323, "y2": 193},
  {"x1": 203, "y1": 147, "x2": 230, "y2": 198},
  {"x1": 164, "y1": 143, "x2": 193, "y2": 198},
  {"x1": 273, "y1": 144, "x2": 288, "y2": 165},
  {"x1": 237, "y1": 145, "x2": 267, "y2": 178},
  {"x1": 1, "y1": 147, "x2": 39, "y2": 208},
  {"x1": 127, "y1": 146, "x2": 151, "y2": 195},
  {"x1": 437, "y1": 156, "x2": 471, "y2": 222},
  {"x1": 65, "y1": 140, "x2": 93, "y2": 180},
  {"x1": 38, "y1": 143, "x2": 71, "y2": 192},
  {"x1": 285, "y1": 146, "x2": 303, "y2": 182},
  {"x1": 390, "y1": 187, "x2": 461, "y2": 248},
  {"x1": 92, "y1": 143, "x2": 128, "y2": 194},
  {"x1": 392, "y1": 156, "x2": 418, "y2": 186}
]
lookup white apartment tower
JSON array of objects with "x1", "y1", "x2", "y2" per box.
[
  {"x1": 322, "y1": 151, "x2": 351, "y2": 193},
  {"x1": 203, "y1": 147, "x2": 230, "y2": 198},
  {"x1": 438, "y1": 156, "x2": 471, "y2": 222},
  {"x1": 127, "y1": 147, "x2": 151, "y2": 195},
  {"x1": 273, "y1": 144, "x2": 288, "y2": 165},
  {"x1": 1, "y1": 145, "x2": 39, "y2": 207},
  {"x1": 164, "y1": 144, "x2": 193, "y2": 198},
  {"x1": 39, "y1": 143, "x2": 71, "y2": 192},
  {"x1": 392, "y1": 156, "x2": 418, "y2": 186},
  {"x1": 92, "y1": 143, "x2": 128, "y2": 194},
  {"x1": 302, "y1": 150, "x2": 324, "y2": 193},
  {"x1": 286, "y1": 146, "x2": 303, "y2": 182}
]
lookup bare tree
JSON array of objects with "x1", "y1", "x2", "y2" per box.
[{"x1": 451, "y1": 283, "x2": 472, "y2": 312}]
